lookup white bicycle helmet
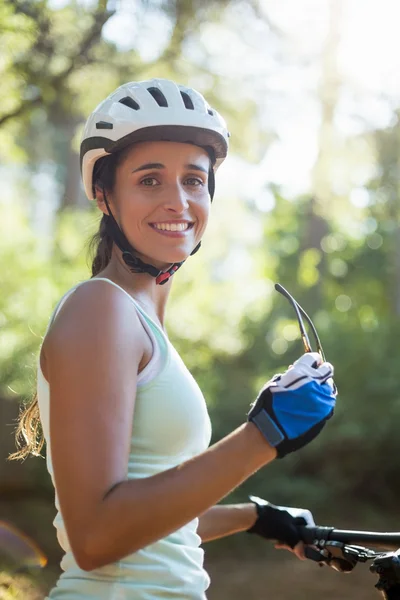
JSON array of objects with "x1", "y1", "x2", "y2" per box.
[{"x1": 80, "y1": 78, "x2": 230, "y2": 200}]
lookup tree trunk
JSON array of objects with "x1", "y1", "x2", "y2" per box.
[{"x1": 305, "y1": 0, "x2": 343, "y2": 306}]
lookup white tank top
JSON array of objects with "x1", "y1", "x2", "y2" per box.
[{"x1": 37, "y1": 278, "x2": 212, "y2": 599}]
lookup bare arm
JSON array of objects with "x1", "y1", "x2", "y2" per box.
[
  {"x1": 84, "y1": 423, "x2": 272, "y2": 569},
  {"x1": 198, "y1": 504, "x2": 308, "y2": 561},
  {"x1": 46, "y1": 282, "x2": 276, "y2": 572},
  {"x1": 197, "y1": 503, "x2": 257, "y2": 543}
]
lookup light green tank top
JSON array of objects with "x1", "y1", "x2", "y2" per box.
[{"x1": 37, "y1": 278, "x2": 212, "y2": 599}]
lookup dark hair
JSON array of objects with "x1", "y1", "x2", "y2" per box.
[{"x1": 89, "y1": 148, "x2": 133, "y2": 276}]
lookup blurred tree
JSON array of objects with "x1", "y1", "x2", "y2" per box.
[
  {"x1": 0, "y1": 0, "x2": 264, "y2": 210},
  {"x1": 369, "y1": 113, "x2": 400, "y2": 316},
  {"x1": 303, "y1": 0, "x2": 343, "y2": 307},
  {"x1": 3, "y1": 0, "x2": 400, "y2": 565}
]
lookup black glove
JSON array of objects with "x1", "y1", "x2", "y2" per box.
[{"x1": 247, "y1": 495, "x2": 315, "y2": 549}]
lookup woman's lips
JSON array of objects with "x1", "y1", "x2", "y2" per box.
[{"x1": 149, "y1": 222, "x2": 194, "y2": 238}]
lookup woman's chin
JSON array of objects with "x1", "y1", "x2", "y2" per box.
[{"x1": 138, "y1": 249, "x2": 193, "y2": 269}]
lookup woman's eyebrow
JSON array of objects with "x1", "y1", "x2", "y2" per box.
[
  {"x1": 132, "y1": 162, "x2": 208, "y2": 174},
  {"x1": 132, "y1": 162, "x2": 165, "y2": 173},
  {"x1": 185, "y1": 163, "x2": 208, "y2": 174}
]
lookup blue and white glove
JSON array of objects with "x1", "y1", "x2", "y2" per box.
[
  {"x1": 248, "y1": 353, "x2": 336, "y2": 458},
  {"x1": 247, "y1": 495, "x2": 315, "y2": 548}
]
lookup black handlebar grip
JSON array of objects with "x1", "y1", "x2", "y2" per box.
[
  {"x1": 298, "y1": 526, "x2": 400, "y2": 551},
  {"x1": 298, "y1": 526, "x2": 336, "y2": 545},
  {"x1": 297, "y1": 526, "x2": 318, "y2": 545}
]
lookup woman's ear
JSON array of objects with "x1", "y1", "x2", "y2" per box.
[{"x1": 94, "y1": 186, "x2": 109, "y2": 216}]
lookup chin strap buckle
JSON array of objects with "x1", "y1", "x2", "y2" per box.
[
  {"x1": 156, "y1": 264, "x2": 180, "y2": 285},
  {"x1": 156, "y1": 272, "x2": 171, "y2": 285}
]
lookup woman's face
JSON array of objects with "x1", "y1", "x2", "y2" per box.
[{"x1": 98, "y1": 141, "x2": 211, "y2": 270}]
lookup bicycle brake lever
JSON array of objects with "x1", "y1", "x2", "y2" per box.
[
  {"x1": 305, "y1": 543, "x2": 365, "y2": 572},
  {"x1": 305, "y1": 546, "x2": 327, "y2": 564}
]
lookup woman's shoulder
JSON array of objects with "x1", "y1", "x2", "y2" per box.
[{"x1": 45, "y1": 277, "x2": 145, "y2": 350}]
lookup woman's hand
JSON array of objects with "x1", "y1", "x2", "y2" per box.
[
  {"x1": 247, "y1": 495, "x2": 315, "y2": 559},
  {"x1": 275, "y1": 542, "x2": 307, "y2": 560},
  {"x1": 274, "y1": 541, "x2": 307, "y2": 560},
  {"x1": 248, "y1": 352, "x2": 336, "y2": 458}
]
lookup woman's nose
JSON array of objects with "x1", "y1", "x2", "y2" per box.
[{"x1": 163, "y1": 184, "x2": 189, "y2": 212}]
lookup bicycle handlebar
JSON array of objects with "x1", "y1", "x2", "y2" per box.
[{"x1": 298, "y1": 526, "x2": 400, "y2": 551}]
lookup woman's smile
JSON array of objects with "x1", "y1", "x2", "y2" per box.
[{"x1": 149, "y1": 220, "x2": 195, "y2": 237}]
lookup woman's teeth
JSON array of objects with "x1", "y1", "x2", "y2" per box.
[{"x1": 153, "y1": 222, "x2": 190, "y2": 231}]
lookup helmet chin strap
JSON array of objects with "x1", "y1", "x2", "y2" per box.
[
  {"x1": 102, "y1": 190, "x2": 181, "y2": 285},
  {"x1": 101, "y1": 168, "x2": 214, "y2": 284}
]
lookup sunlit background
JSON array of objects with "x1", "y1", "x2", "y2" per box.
[{"x1": 2, "y1": 0, "x2": 400, "y2": 598}]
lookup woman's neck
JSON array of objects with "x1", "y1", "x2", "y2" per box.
[{"x1": 96, "y1": 251, "x2": 172, "y2": 327}]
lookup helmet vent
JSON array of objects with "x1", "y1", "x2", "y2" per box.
[
  {"x1": 96, "y1": 121, "x2": 113, "y2": 129},
  {"x1": 147, "y1": 87, "x2": 168, "y2": 107},
  {"x1": 180, "y1": 92, "x2": 194, "y2": 109},
  {"x1": 119, "y1": 97, "x2": 140, "y2": 110},
  {"x1": 207, "y1": 109, "x2": 214, "y2": 116}
]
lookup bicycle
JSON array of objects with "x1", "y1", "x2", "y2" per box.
[{"x1": 297, "y1": 524, "x2": 400, "y2": 599}]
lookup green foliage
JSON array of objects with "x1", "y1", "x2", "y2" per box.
[
  {"x1": 3, "y1": 107, "x2": 400, "y2": 519},
  {"x1": 3, "y1": 4, "x2": 400, "y2": 586},
  {"x1": 0, "y1": 202, "x2": 95, "y2": 398}
]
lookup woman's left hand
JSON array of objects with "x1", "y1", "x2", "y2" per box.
[
  {"x1": 247, "y1": 495, "x2": 315, "y2": 558},
  {"x1": 274, "y1": 541, "x2": 307, "y2": 560}
]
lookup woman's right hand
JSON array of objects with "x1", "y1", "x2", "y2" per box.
[{"x1": 248, "y1": 352, "x2": 336, "y2": 458}]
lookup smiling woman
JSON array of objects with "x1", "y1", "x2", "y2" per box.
[
  {"x1": 77, "y1": 77, "x2": 226, "y2": 283},
  {"x1": 94, "y1": 141, "x2": 211, "y2": 278},
  {"x1": 10, "y1": 78, "x2": 337, "y2": 600}
]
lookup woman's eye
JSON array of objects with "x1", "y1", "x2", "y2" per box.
[
  {"x1": 140, "y1": 177, "x2": 158, "y2": 186},
  {"x1": 185, "y1": 177, "x2": 204, "y2": 187}
]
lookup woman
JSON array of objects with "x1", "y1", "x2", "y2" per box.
[{"x1": 13, "y1": 78, "x2": 336, "y2": 599}]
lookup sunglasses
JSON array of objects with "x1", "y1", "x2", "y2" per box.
[{"x1": 275, "y1": 283, "x2": 326, "y2": 362}]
